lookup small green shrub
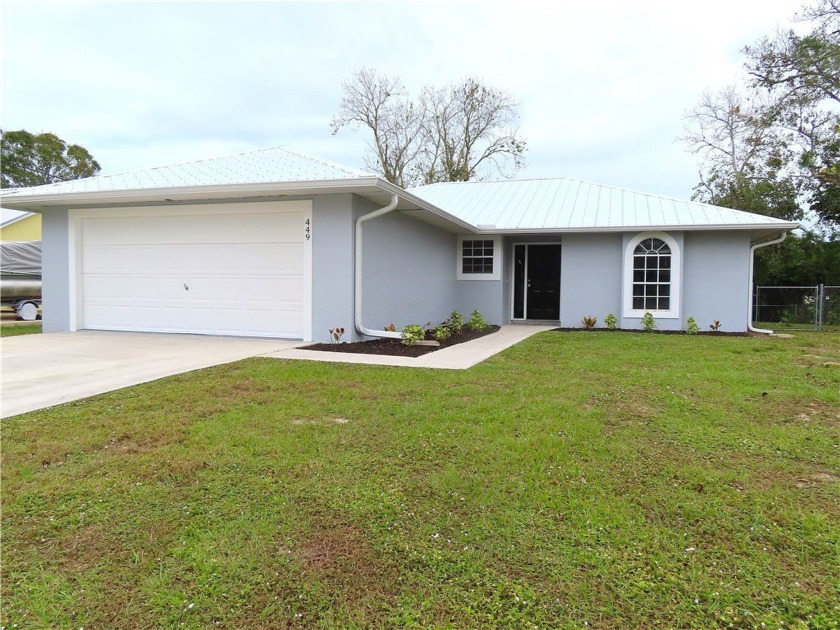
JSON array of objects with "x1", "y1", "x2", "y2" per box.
[
  {"x1": 685, "y1": 317, "x2": 699, "y2": 335},
  {"x1": 401, "y1": 324, "x2": 426, "y2": 346},
  {"x1": 448, "y1": 311, "x2": 464, "y2": 334},
  {"x1": 604, "y1": 313, "x2": 618, "y2": 330},
  {"x1": 467, "y1": 309, "x2": 489, "y2": 332},
  {"x1": 582, "y1": 315, "x2": 597, "y2": 330},
  {"x1": 434, "y1": 325, "x2": 452, "y2": 342},
  {"x1": 709, "y1": 320, "x2": 722, "y2": 332},
  {"x1": 641, "y1": 312, "x2": 656, "y2": 332}
]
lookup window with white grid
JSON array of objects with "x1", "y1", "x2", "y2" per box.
[
  {"x1": 632, "y1": 238, "x2": 671, "y2": 311},
  {"x1": 457, "y1": 236, "x2": 501, "y2": 280},
  {"x1": 623, "y1": 232, "x2": 681, "y2": 319}
]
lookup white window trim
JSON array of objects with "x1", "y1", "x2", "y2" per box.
[
  {"x1": 457, "y1": 235, "x2": 501, "y2": 281},
  {"x1": 622, "y1": 231, "x2": 681, "y2": 319}
]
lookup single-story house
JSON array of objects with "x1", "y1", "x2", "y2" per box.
[{"x1": 0, "y1": 146, "x2": 799, "y2": 341}]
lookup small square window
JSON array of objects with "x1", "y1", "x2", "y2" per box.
[
  {"x1": 458, "y1": 236, "x2": 501, "y2": 280},
  {"x1": 461, "y1": 239, "x2": 494, "y2": 275}
]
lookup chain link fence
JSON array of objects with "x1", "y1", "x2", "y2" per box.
[{"x1": 752, "y1": 285, "x2": 840, "y2": 331}]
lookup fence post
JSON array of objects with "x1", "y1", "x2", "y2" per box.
[{"x1": 818, "y1": 284, "x2": 825, "y2": 331}]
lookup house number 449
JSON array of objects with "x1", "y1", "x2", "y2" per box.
[{"x1": 304, "y1": 218, "x2": 311, "y2": 240}]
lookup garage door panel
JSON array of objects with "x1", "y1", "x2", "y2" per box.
[
  {"x1": 83, "y1": 212, "x2": 305, "y2": 246},
  {"x1": 84, "y1": 245, "x2": 164, "y2": 274},
  {"x1": 81, "y1": 207, "x2": 308, "y2": 338},
  {"x1": 85, "y1": 276, "x2": 303, "y2": 306},
  {"x1": 84, "y1": 243, "x2": 303, "y2": 276},
  {"x1": 84, "y1": 276, "x2": 183, "y2": 300}
]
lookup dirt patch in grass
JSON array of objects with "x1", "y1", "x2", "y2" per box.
[
  {"x1": 794, "y1": 471, "x2": 839, "y2": 488},
  {"x1": 55, "y1": 523, "x2": 126, "y2": 571},
  {"x1": 291, "y1": 416, "x2": 351, "y2": 425},
  {"x1": 292, "y1": 520, "x2": 399, "y2": 613},
  {"x1": 303, "y1": 325, "x2": 500, "y2": 357},
  {"x1": 102, "y1": 431, "x2": 178, "y2": 455}
]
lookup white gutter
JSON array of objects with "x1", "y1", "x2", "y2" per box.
[
  {"x1": 355, "y1": 194, "x2": 402, "y2": 339},
  {"x1": 748, "y1": 232, "x2": 788, "y2": 334}
]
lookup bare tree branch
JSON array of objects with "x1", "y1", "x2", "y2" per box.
[{"x1": 331, "y1": 70, "x2": 526, "y2": 187}]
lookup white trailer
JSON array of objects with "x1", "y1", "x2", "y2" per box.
[{"x1": 1, "y1": 241, "x2": 41, "y2": 320}]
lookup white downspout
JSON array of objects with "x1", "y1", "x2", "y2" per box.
[
  {"x1": 748, "y1": 231, "x2": 787, "y2": 334},
  {"x1": 355, "y1": 194, "x2": 402, "y2": 339}
]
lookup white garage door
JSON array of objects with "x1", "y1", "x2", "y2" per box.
[{"x1": 80, "y1": 203, "x2": 310, "y2": 338}]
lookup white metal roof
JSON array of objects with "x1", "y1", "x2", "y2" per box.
[
  {"x1": 1, "y1": 208, "x2": 33, "y2": 227},
  {"x1": 409, "y1": 178, "x2": 799, "y2": 232},
  {"x1": 0, "y1": 146, "x2": 373, "y2": 198},
  {"x1": 0, "y1": 145, "x2": 798, "y2": 236}
]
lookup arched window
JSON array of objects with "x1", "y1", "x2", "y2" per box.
[
  {"x1": 632, "y1": 237, "x2": 671, "y2": 311},
  {"x1": 623, "y1": 232, "x2": 681, "y2": 319}
]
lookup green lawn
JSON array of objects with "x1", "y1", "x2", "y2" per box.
[
  {"x1": 2, "y1": 332, "x2": 838, "y2": 628},
  {"x1": 0, "y1": 322, "x2": 42, "y2": 336}
]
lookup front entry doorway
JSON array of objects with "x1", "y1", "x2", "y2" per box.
[{"x1": 512, "y1": 244, "x2": 561, "y2": 320}]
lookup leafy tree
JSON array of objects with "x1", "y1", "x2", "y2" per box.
[
  {"x1": 680, "y1": 86, "x2": 802, "y2": 221},
  {"x1": 755, "y1": 230, "x2": 840, "y2": 285},
  {"x1": 331, "y1": 69, "x2": 526, "y2": 188},
  {"x1": 1, "y1": 129, "x2": 101, "y2": 188},
  {"x1": 744, "y1": 0, "x2": 839, "y2": 105},
  {"x1": 681, "y1": 0, "x2": 839, "y2": 228}
]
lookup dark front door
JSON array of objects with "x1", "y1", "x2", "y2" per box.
[
  {"x1": 526, "y1": 244, "x2": 561, "y2": 320},
  {"x1": 512, "y1": 244, "x2": 561, "y2": 320}
]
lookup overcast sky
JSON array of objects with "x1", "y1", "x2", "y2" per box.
[{"x1": 1, "y1": 0, "x2": 804, "y2": 199}]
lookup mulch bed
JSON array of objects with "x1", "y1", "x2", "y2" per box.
[
  {"x1": 553, "y1": 327, "x2": 749, "y2": 336},
  {"x1": 303, "y1": 325, "x2": 501, "y2": 357}
]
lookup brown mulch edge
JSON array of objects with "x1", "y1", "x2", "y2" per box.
[
  {"x1": 553, "y1": 327, "x2": 749, "y2": 336},
  {"x1": 303, "y1": 325, "x2": 501, "y2": 357}
]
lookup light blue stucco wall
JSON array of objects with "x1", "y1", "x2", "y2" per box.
[
  {"x1": 559, "y1": 233, "x2": 623, "y2": 328},
  {"x1": 455, "y1": 281, "x2": 504, "y2": 325},
  {"x1": 683, "y1": 231, "x2": 751, "y2": 332},
  {"x1": 41, "y1": 209, "x2": 72, "y2": 333},
  {"x1": 314, "y1": 195, "x2": 505, "y2": 341},
  {"x1": 549, "y1": 230, "x2": 752, "y2": 332},
  {"x1": 311, "y1": 194, "x2": 357, "y2": 342},
  {"x1": 359, "y1": 204, "x2": 460, "y2": 336}
]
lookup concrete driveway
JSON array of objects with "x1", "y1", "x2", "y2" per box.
[{"x1": 1, "y1": 331, "x2": 302, "y2": 418}]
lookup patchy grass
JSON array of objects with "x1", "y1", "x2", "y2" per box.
[
  {"x1": 0, "y1": 322, "x2": 42, "y2": 336},
  {"x1": 2, "y1": 331, "x2": 839, "y2": 628}
]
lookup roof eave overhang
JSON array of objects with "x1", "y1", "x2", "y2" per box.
[
  {"x1": 0, "y1": 177, "x2": 479, "y2": 234},
  {"x1": 472, "y1": 223, "x2": 802, "y2": 236},
  {"x1": 0, "y1": 178, "x2": 385, "y2": 209}
]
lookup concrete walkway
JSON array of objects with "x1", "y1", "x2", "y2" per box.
[
  {"x1": 262, "y1": 324, "x2": 555, "y2": 369},
  {"x1": 1, "y1": 331, "x2": 301, "y2": 418}
]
